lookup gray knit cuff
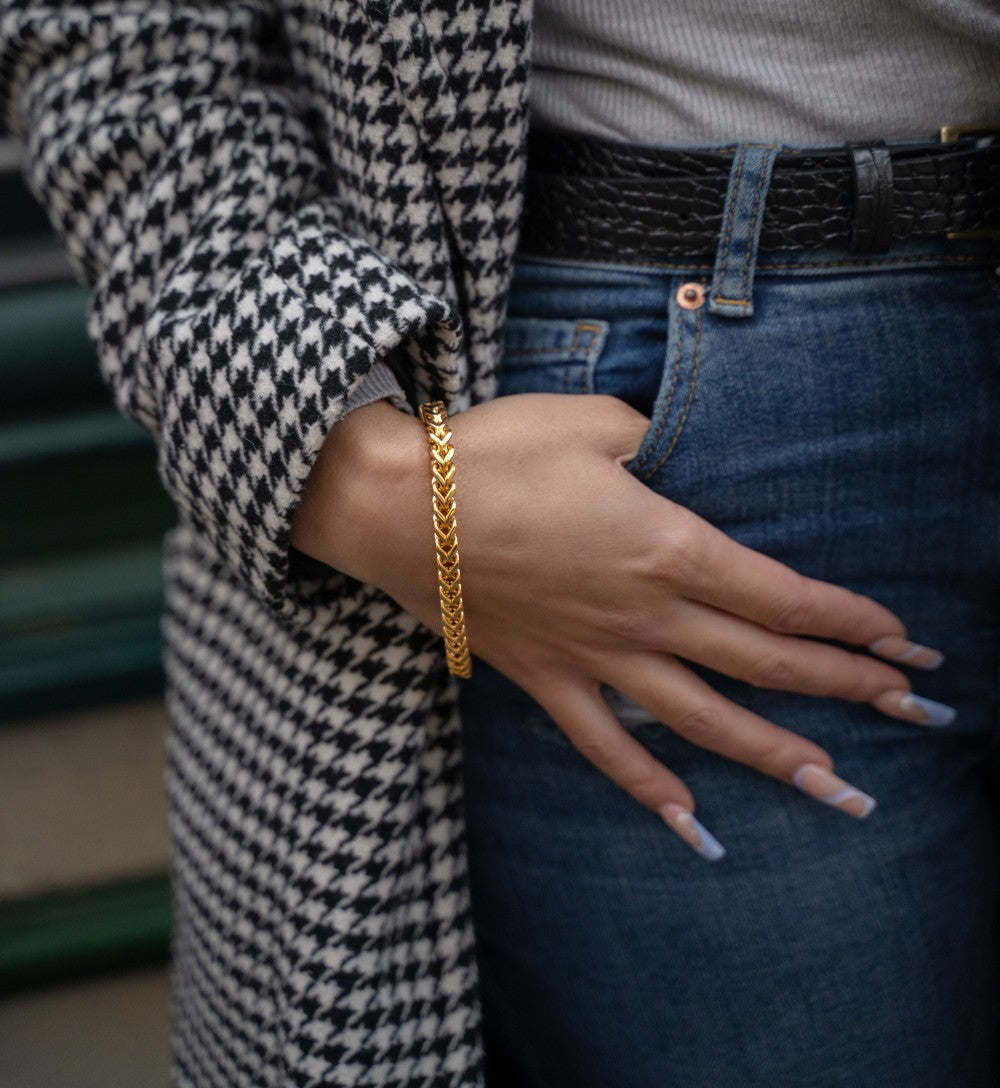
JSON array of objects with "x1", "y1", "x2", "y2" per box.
[{"x1": 342, "y1": 360, "x2": 409, "y2": 413}]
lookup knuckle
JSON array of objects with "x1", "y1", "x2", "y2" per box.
[
  {"x1": 571, "y1": 730, "x2": 622, "y2": 769},
  {"x1": 620, "y1": 764, "x2": 663, "y2": 801},
  {"x1": 748, "y1": 734, "x2": 795, "y2": 777},
  {"x1": 839, "y1": 665, "x2": 880, "y2": 701},
  {"x1": 746, "y1": 650, "x2": 799, "y2": 690},
  {"x1": 650, "y1": 524, "x2": 700, "y2": 586},
  {"x1": 769, "y1": 585, "x2": 815, "y2": 634},
  {"x1": 602, "y1": 605, "x2": 654, "y2": 644},
  {"x1": 648, "y1": 546, "x2": 693, "y2": 587},
  {"x1": 668, "y1": 703, "x2": 728, "y2": 746}
]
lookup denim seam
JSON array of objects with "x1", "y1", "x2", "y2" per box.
[
  {"x1": 502, "y1": 321, "x2": 607, "y2": 393},
  {"x1": 739, "y1": 145, "x2": 778, "y2": 301},
  {"x1": 573, "y1": 322, "x2": 606, "y2": 351},
  {"x1": 517, "y1": 253, "x2": 998, "y2": 276},
  {"x1": 503, "y1": 320, "x2": 606, "y2": 358},
  {"x1": 641, "y1": 305, "x2": 702, "y2": 479},
  {"x1": 633, "y1": 302, "x2": 686, "y2": 479},
  {"x1": 574, "y1": 322, "x2": 605, "y2": 393}
]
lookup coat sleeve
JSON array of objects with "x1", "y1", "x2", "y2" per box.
[
  {"x1": 341, "y1": 360, "x2": 410, "y2": 413},
  {"x1": 0, "y1": 1, "x2": 454, "y2": 620}
]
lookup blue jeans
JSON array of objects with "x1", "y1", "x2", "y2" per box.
[{"x1": 457, "y1": 160, "x2": 1000, "y2": 1085}]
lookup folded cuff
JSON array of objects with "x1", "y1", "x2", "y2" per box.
[{"x1": 342, "y1": 359, "x2": 410, "y2": 413}]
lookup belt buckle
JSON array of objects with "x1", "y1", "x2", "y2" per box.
[
  {"x1": 939, "y1": 120, "x2": 1000, "y2": 144},
  {"x1": 940, "y1": 121, "x2": 1000, "y2": 240}
]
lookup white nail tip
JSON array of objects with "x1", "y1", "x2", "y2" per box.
[
  {"x1": 791, "y1": 763, "x2": 877, "y2": 819},
  {"x1": 867, "y1": 636, "x2": 944, "y2": 670},
  {"x1": 659, "y1": 804, "x2": 727, "y2": 861}
]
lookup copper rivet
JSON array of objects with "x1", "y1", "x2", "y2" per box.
[{"x1": 676, "y1": 282, "x2": 706, "y2": 310}]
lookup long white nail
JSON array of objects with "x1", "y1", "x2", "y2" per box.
[
  {"x1": 791, "y1": 763, "x2": 876, "y2": 819},
  {"x1": 874, "y1": 688, "x2": 957, "y2": 727},
  {"x1": 658, "y1": 803, "x2": 726, "y2": 861},
  {"x1": 868, "y1": 636, "x2": 944, "y2": 670}
]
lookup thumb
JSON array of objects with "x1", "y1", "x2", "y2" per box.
[
  {"x1": 586, "y1": 392, "x2": 650, "y2": 467},
  {"x1": 614, "y1": 417, "x2": 650, "y2": 468}
]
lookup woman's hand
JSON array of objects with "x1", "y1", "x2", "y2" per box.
[{"x1": 292, "y1": 393, "x2": 948, "y2": 859}]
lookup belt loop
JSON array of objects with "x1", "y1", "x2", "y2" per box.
[
  {"x1": 708, "y1": 142, "x2": 780, "y2": 320},
  {"x1": 847, "y1": 142, "x2": 894, "y2": 254}
]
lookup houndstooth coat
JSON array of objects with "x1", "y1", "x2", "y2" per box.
[{"x1": 0, "y1": 1, "x2": 532, "y2": 1083}]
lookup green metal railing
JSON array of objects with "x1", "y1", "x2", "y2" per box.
[
  {"x1": 0, "y1": 875, "x2": 172, "y2": 996},
  {"x1": 1, "y1": 156, "x2": 176, "y2": 994}
]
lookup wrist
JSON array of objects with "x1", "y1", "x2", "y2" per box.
[{"x1": 290, "y1": 398, "x2": 426, "y2": 586}]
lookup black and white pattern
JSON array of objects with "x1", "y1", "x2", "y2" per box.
[{"x1": 0, "y1": 1, "x2": 532, "y2": 1083}]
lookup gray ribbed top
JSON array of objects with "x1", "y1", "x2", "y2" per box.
[
  {"x1": 530, "y1": 0, "x2": 1000, "y2": 145},
  {"x1": 345, "y1": 1, "x2": 1000, "y2": 416}
]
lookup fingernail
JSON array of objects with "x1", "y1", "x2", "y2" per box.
[
  {"x1": 874, "y1": 689, "x2": 956, "y2": 727},
  {"x1": 658, "y1": 803, "x2": 726, "y2": 861},
  {"x1": 791, "y1": 763, "x2": 877, "y2": 819},
  {"x1": 868, "y1": 635, "x2": 944, "y2": 670}
]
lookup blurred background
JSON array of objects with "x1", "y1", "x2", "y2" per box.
[{"x1": 0, "y1": 121, "x2": 175, "y2": 1086}]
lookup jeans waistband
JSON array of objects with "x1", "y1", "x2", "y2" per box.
[
  {"x1": 513, "y1": 233, "x2": 1000, "y2": 282},
  {"x1": 519, "y1": 126, "x2": 1000, "y2": 311}
]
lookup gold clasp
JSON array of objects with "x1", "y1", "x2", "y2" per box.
[{"x1": 939, "y1": 120, "x2": 1000, "y2": 143}]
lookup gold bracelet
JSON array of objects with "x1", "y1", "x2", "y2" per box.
[{"x1": 417, "y1": 400, "x2": 473, "y2": 679}]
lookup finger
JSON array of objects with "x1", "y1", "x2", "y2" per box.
[
  {"x1": 589, "y1": 393, "x2": 652, "y2": 466},
  {"x1": 652, "y1": 598, "x2": 951, "y2": 726},
  {"x1": 663, "y1": 506, "x2": 920, "y2": 652},
  {"x1": 610, "y1": 651, "x2": 877, "y2": 819},
  {"x1": 864, "y1": 634, "x2": 945, "y2": 671},
  {"x1": 523, "y1": 674, "x2": 727, "y2": 861}
]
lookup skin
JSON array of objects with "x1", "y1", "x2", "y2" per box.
[{"x1": 290, "y1": 393, "x2": 920, "y2": 822}]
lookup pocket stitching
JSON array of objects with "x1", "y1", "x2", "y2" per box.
[
  {"x1": 571, "y1": 322, "x2": 605, "y2": 393},
  {"x1": 638, "y1": 306, "x2": 702, "y2": 480},
  {"x1": 630, "y1": 304, "x2": 685, "y2": 477},
  {"x1": 499, "y1": 318, "x2": 608, "y2": 397},
  {"x1": 501, "y1": 319, "x2": 608, "y2": 361}
]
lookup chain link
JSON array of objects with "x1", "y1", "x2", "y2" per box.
[{"x1": 418, "y1": 400, "x2": 472, "y2": 678}]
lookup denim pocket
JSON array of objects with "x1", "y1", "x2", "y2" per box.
[
  {"x1": 497, "y1": 317, "x2": 610, "y2": 397},
  {"x1": 498, "y1": 259, "x2": 704, "y2": 485},
  {"x1": 620, "y1": 277, "x2": 705, "y2": 483}
]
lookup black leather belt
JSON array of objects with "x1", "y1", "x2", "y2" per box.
[{"x1": 518, "y1": 124, "x2": 1000, "y2": 261}]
